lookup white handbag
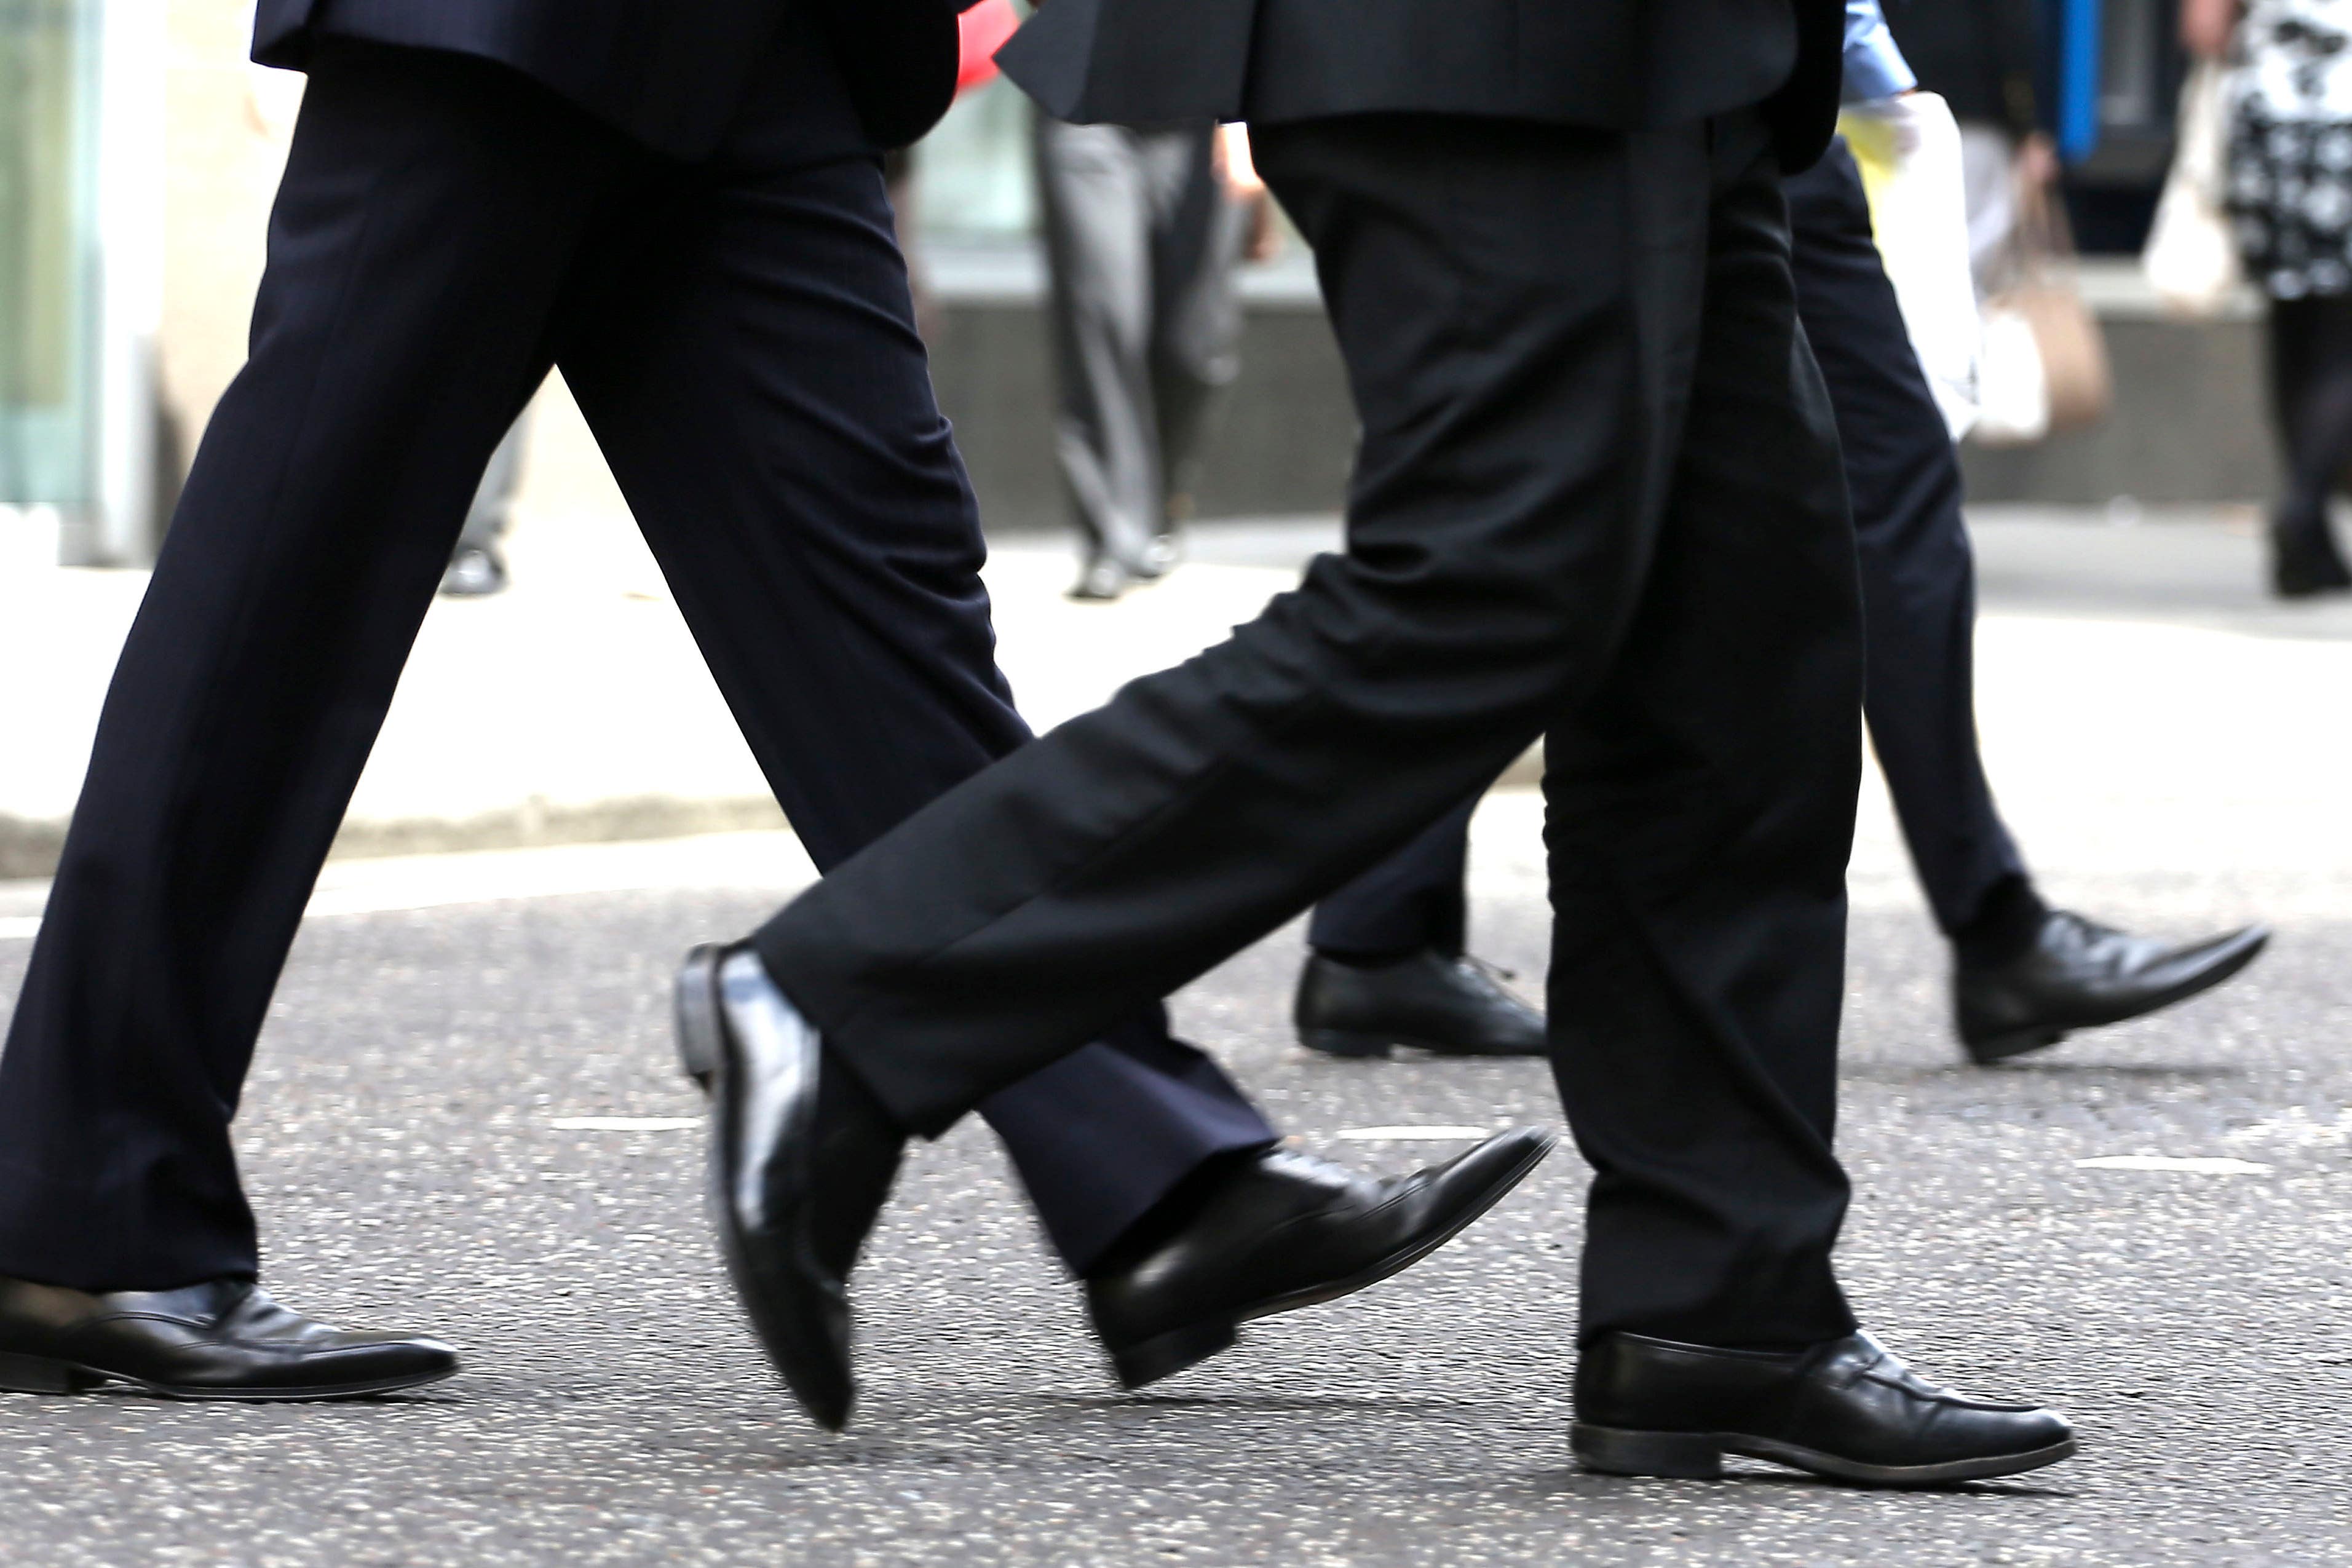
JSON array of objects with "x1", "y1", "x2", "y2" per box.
[{"x1": 2143, "y1": 60, "x2": 2244, "y2": 317}]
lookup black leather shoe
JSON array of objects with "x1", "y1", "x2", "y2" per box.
[
  {"x1": 675, "y1": 944, "x2": 905, "y2": 1431},
  {"x1": 0, "y1": 1277, "x2": 457, "y2": 1401},
  {"x1": 1086, "y1": 1128, "x2": 1554, "y2": 1390},
  {"x1": 1296, "y1": 949, "x2": 1547, "y2": 1058},
  {"x1": 1573, "y1": 1330, "x2": 2075, "y2": 1487},
  {"x1": 1955, "y1": 911, "x2": 2270, "y2": 1064}
]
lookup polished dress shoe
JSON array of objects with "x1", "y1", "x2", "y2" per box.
[
  {"x1": 1573, "y1": 1330, "x2": 2074, "y2": 1487},
  {"x1": 0, "y1": 1277, "x2": 457, "y2": 1401},
  {"x1": 1955, "y1": 910, "x2": 2270, "y2": 1064},
  {"x1": 1295, "y1": 948, "x2": 1546, "y2": 1058},
  {"x1": 1086, "y1": 1129, "x2": 1554, "y2": 1389},
  {"x1": 675, "y1": 944, "x2": 904, "y2": 1431}
]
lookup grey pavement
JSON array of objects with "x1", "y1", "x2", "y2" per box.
[{"x1": 3, "y1": 510, "x2": 2352, "y2": 1564}]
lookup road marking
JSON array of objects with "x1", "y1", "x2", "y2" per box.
[
  {"x1": 551, "y1": 1117, "x2": 700, "y2": 1132},
  {"x1": 0, "y1": 916, "x2": 37, "y2": 941},
  {"x1": 2075, "y1": 1155, "x2": 2273, "y2": 1174},
  {"x1": 1336, "y1": 1125, "x2": 1492, "y2": 1141}
]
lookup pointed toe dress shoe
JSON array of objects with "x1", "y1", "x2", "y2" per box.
[
  {"x1": 1086, "y1": 1128, "x2": 1555, "y2": 1389},
  {"x1": 1295, "y1": 949, "x2": 1548, "y2": 1058},
  {"x1": 1573, "y1": 1330, "x2": 2075, "y2": 1487},
  {"x1": 0, "y1": 1277, "x2": 457, "y2": 1401},
  {"x1": 675, "y1": 943, "x2": 905, "y2": 1431},
  {"x1": 1955, "y1": 911, "x2": 2270, "y2": 1064}
]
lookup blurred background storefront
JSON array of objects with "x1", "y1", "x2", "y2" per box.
[
  {"x1": 0, "y1": 0, "x2": 159, "y2": 567},
  {"x1": 0, "y1": 1, "x2": 2303, "y2": 569}
]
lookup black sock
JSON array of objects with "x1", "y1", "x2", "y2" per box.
[
  {"x1": 1313, "y1": 944, "x2": 1424, "y2": 969},
  {"x1": 1950, "y1": 876, "x2": 2051, "y2": 968},
  {"x1": 1080, "y1": 1142, "x2": 1275, "y2": 1280}
]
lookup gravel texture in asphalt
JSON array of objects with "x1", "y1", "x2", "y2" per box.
[{"x1": 0, "y1": 833, "x2": 2338, "y2": 1567}]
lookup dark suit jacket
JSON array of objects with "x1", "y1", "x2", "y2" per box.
[
  {"x1": 253, "y1": 0, "x2": 962, "y2": 159},
  {"x1": 1000, "y1": 0, "x2": 1846, "y2": 172}
]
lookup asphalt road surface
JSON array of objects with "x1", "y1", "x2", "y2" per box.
[{"x1": 5, "y1": 513, "x2": 2352, "y2": 1566}]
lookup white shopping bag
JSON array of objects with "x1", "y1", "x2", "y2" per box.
[
  {"x1": 1973, "y1": 304, "x2": 2051, "y2": 445},
  {"x1": 2142, "y1": 61, "x2": 2244, "y2": 317},
  {"x1": 1838, "y1": 93, "x2": 1982, "y2": 441}
]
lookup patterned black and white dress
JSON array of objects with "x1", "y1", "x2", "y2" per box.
[{"x1": 2229, "y1": 0, "x2": 2352, "y2": 298}]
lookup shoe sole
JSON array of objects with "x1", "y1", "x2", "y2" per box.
[
  {"x1": 675, "y1": 945, "x2": 855, "y2": 1432},
  {"x1": 1962, "y1": 929, "x2": 2270, "y2": 1065},
  {"x1": 1572, "y1": 1421, "x2": 2078, "y2": 1487},
  {"x1": 0, "y1": 1350, "x2": 457, "y2": 1402},
  {"x1": 1299, "y1": 1028, "x2": 1545, "y2": 1061},
  {"x1": 1107, "y1": 1129, "x2": 1557, "y2": 1390}
]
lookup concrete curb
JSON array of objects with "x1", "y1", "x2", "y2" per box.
[
  {"x1": 0, "y1": 795, "x2": 793, "y2": 884},
  {"x1": 0, "y1": 760, "x2": 1541, "y2": 884}
]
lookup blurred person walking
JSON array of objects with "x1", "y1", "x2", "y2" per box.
[
  {"x1": 438, "y1": 416, "x2": 528, "y2": 597},
  {"x1": 2190, "y1": 0, "x2": 2352, "y2": 595},
  {"x1": 1037, "y1": 103, "x2": 1273, "y2": 601},
  {"x1": 678, "y1": 0, "x2": 2080, "y2": 1487},
  {"x1": 0, "y1": 0, "x2": 1545, "y2": 1407},
  {"x1": 1301, "y1": 1, "x2": 2269, "y2": 1069}
]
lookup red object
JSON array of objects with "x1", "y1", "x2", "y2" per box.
[{"x1": 957, "y1": 0, "x2": 1021, "y2": 95}]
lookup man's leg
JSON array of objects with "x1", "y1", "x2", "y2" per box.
[
  {"x1": 712, "y1": 110, "x2": 2070, "y2": 1483},
  {"x1": 556, "y1": 148, "x2": 1542, "y2": 1397},
  {"x1": 542, "y1": 148, "x2": 1275, "y2": 1277},
  {"x1": 1783, "y1": 146, "x2": 2029, "y2": 947},
  {"x1": 0, "y1": 44, "x2": 635, "y2": 1292},
  {"x1": 755, "y1": 112, "x2": 1762, "y2": 1135},
  {"x1": 1784, "y1": 143, "x2": 2267, "y2": 1065},
  {"x1": 1037, "y1": 116, "x2": 1165, "y2": 594},
  {"x1": 1548, "y1": 123, "x2": 1859, "y2": 1350}
]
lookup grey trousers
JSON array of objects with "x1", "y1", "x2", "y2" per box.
[
  {"x1": 1034, "y1": 116, "x2": 1245, "y2": 569},
  {"x1": 456, "y1": 414, "x2": 529, "y2": 554}
]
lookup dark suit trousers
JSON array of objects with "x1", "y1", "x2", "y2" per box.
[
  {"x1": 1307, "y1": 794, "x2": 1475, "y2": 960},
  {"x1": 1784, "y1": 143, "x2": 2027, "y2": 936},
  {"x1": 1323, "y1": 141, "x2": 2031, "y2": 954},
  {"x1": 760, "y1": 111, "x2": 1865, "y2": 1348},
  {"x1": 0, "y1": 43, "x2": 1270, "y2": 1293}
]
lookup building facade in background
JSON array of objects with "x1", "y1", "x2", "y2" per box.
[{"x1": 0, "y1": 0, "x2": 158, "y2": 566}]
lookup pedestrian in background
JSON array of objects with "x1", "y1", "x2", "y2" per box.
[
  {"x1": 1037, "y1": 101, "x2": 1273, "y2": 601},
  {"x1": 438, "y1": 416, "x2": 528, "y2": 596},
  {"x1": 2190, "y1": 0, "x2": 2352, "y2": 596}
]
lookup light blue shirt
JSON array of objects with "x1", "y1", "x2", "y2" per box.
[{"x1": 1843, "y1": 0, "x2": 1918, "y2": 103}]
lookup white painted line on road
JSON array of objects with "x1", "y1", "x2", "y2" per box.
[
  {"x1": 2075, "y1": 1155, "x2": 2273, "y2": 1174},
  {"x1": 1336, "y1": 1126, "x2": 1492, "y2": 1141},
  {"x1": 0, "y1": 916, "x2": 38, "y2": 941},
  {"x1": 550, "y1": 1117, "x2": 700, "y2": 1132}
]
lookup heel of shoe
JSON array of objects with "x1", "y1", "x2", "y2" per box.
[
  {"x1": 674, "y1": 944, "x2": 726, "y2": 1088},
  {"x1": 0, "y1": 1353, "x2": 101, "y2": 1395},
  {"x1": 1107, "y1": 1318, "x2": 1239, "y2": 1391},
  {"x1": 1572, "y1": 1422, "x2": 1724, "y2": 1480},
  {"x1": 1962, "y1": 1025, "x2": 2066, "y2": 1066},
  {"x1": 1298, "y1": 1029, "x2": 1393, "y2": 1060}
]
